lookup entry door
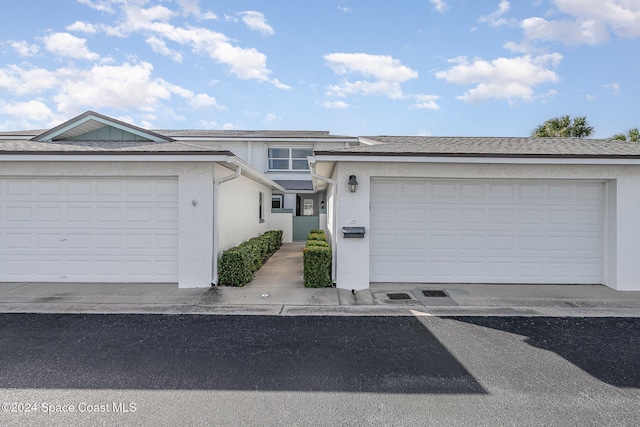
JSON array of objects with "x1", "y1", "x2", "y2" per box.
[{"x1": 370, "y1": 178, "x2": 604, "y2": 284}]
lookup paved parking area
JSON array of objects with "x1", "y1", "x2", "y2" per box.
[{"x1": 0, "y1": 314, "x2": 638, "y2": 426}]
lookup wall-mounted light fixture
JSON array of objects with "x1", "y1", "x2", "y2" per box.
[
  {"x1": 348, "y1": 175, "x2": 359, "y2": 193},
  {"x1": 320, "y1": 200, "x2": 325, "y2": 209}
]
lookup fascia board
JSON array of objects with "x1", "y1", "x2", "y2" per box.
[
  {"x1": 174, "y1": 136, "x2": 358, "y2": 144},
  {"x1": 312, "y1": 154, "x2": 640, "y2": 165},
  {"x1": 0, "y1": 154, "x2": 231, "y2": 162}
]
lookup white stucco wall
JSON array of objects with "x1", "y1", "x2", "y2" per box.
[
  {"x1": 0, "y1": 161, "x2": 214, "y2": 289},
  {"x1": 330, "y1": 160, "x2": 640, "y2": 291},
  {"x1": 215, "y1": 165, "x2": 272, "y2": 251},
  {"x1": 271, "y1": 211, "x2": 293, "y2": 243}
]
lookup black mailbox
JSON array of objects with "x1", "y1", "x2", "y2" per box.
[{"x1": 342, "y1": 227, "x2": 365, "y2": 238}]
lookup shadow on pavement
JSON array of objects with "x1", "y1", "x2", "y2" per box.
[
  {"x1": 447, "y1": 317, "x2": 640, "y2": 388},
  {"x1": 0, "y1": 314, "x2": 486, "y2": 394}
]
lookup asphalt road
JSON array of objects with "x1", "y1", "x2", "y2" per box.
[{"x1": 0, "y1": 314, "x2": 638, "y2": 426}]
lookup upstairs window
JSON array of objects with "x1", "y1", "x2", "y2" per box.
[{"x1": 268, "y1": 147, "x2": 314, "y2": 171}]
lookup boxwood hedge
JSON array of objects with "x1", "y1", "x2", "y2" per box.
[
  {"x1": 303, "y1": 230, "x2": 332, "y2": 288},
  {"x1": 218, "y1": 229, "x2": 283, "y2": 287}
]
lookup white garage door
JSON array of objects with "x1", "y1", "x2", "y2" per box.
[
  {"x1": 370, "y1": 179, "x2": 604, "y2": 284},
  {"x1": 0, "y1": 177, "x2": 178, "y2": 283}
]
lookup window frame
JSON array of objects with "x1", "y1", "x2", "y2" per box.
[{"x1": 267, "y1": 147, "x2": 314, "y2": 171}]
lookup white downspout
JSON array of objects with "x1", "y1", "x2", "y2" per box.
[
  {"x1": 309, "y1": 159, "x2": 337, "y2": 283},
  {"x1": 212, "y1": 163, "x2": 242, "y2": 285}
]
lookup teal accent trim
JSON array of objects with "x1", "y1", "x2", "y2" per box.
[
  {"x1": 271, "y1": 208, "x2": 293, "y2": 214},
  {"x1": 293, "y1": 216, "x2": 320, "y2": 242},
  {"x1": 319, "y1": 208, "x2": 327, "y2": 214},
  {"x1": 68, "y1": 126, "x2": 151, "y2": 141}
]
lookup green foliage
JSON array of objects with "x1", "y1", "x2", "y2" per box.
[
  {"x1": 531, "y1": 115, "x2": 593, "y2": 138},
  {"x1": 303, "y1": 230, "x2": 332, "y2": 287},
  {"x1": 613, "y1": 127, "x2": 640, "y2": 142},
  {"x1": 262, "y1": 230, "x2": 284, "y2": 252},
  {"x1": 218, "y1": 248, "x2": 254, "y2": 286},
  {"x1": 303, "y1": 246, "x2": 332, "y2": 288},
  {"x1": 218, "y1": 230, "x2": 284, "y2": 287},
  {"x1": 307, "y1": 233, "x2": 326, "y2": 242},
  {"x1": 306, "y1": 240, "x2": 329, "y2": 247}
]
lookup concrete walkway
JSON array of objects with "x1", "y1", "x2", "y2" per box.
[{"x1": 1, "y1": 243, "x2": 640, "y2": 316}]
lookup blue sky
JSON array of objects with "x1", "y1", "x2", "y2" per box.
[{"x1": 0, "y1": 0, "x2": 638, "y2": 137}]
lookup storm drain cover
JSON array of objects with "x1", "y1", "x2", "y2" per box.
[
  {"x1": 422, "y1": 290, "x2": 448, "y2": 297},
  {"x1": 387, "y1": 292, "x2": 412, "y2": 300}
]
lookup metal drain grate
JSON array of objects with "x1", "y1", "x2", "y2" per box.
[
  {"x1": 387, "y1": 292, "x2": 412, "y2": 300},
  {"x1": 422, "y1": 290, "x2": 448, "y2": 297}
]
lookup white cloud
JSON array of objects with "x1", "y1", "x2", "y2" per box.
[
  {"x1": 429, "y1": 0, "x2": 448, "y2": 14},
  {"x1": 324, "y1": 52, "x2": 418, "y2": 99},
  {"x1": 201, "y1": 11, "x2": 218, "y2": 20},
  {"x1": 189, "y1": 93, "x2": 225, "y2": 110},
  {"x1": 435, "y1": 54, "x2": 562, "y2": 103},
  {"x1": 264, "y1": 113, "x2": 280, "y2": 123},
  {"x1": 77, "y1": 0, "x2": 116, "y2": 13},
  {"x1": 0, "y1": 65, "x2": 60, "y2": 95},
  {"x1": 198, "y1": 119, "x2": 219, "y2": 129},
  {"x1": 41, "y1": 33, "x2": 100, "y2": 61},
  {"x1": 479, "y1": 1, "x2": 511, "y2": 27},
  {"x1": 239, "y1": 11, "x2": 275, "y2": 36},
  {"x1": 322, "y1": 100, "x2": 349, "y2": 109},
  {"x1": 52, "y1": 62, "x2": 177, "y2": 114},
  {"x1": 522, "y1": 16, "x2": 609, "y2": 44},
  {"x1": 176, "y1": 0, "x2": 200, "y2": 16},
  {"x1": 9, "y1": 41, "x2": 39, "y2": 57},
  {"x1": 97, "y1": 3, "x2": 288, "y2": 89},
  {"x1": 522, "y1": 0, "x2": 640, "y2": 45},
  {"x1": 338, "y1": 5, "x2": 351, "y2": 13},
  {"x1": 0, "y1": 100, "x2": 56, "y2": 123},
  {"x1": 604, "y1": 82, "x2": 621, "y2": 94},
  {"x1": 411, "y1": 94, "x2": 441, "y2": 110},
  {"x1": 66, "y1": 21, "x2": 97, "y2": 34},
  {"x1": 0, "y1": 60, "x2": 205, "y2": 122},
  {"x1": 145, "y1": 36, "x2": 183, "y2": 62}
]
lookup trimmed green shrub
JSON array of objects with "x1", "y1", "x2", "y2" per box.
[
  {"x1": 218, "y1": 247, "x2": 254, "y2": 286},
  {"x1": 307, "y1": 233, "x2": 326, "y2": 242},
  {"x1": 239, "y1": 239, "x2": 263, "y2": 272},
  {"x1": 218, "y1": 229, "x2": 284, "y2": 286},
  {"x1": 306, "y1": 240, "x2": 329, "y2": 248},
  {"x1": 303, "y1": 246, "x2": 332, "y2": 288},
  {"x1": 262, "y1": 229, "x2": 283, "y2": 253}
]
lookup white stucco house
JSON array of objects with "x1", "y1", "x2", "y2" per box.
[
  {"x1": 0, "y1": 111, "x2": 357, "y2": 288},
  {"x1": 312, "y1": 136, "x2": 640, "y2": 292},
  {"x1": 0, "y1": 111, "x2": 287, "y2": 288},
  {"x1": 156, "y1": 128, "x2": 358, "y2": 242},
  {"x1": 4, "y1": 112, "x2": 640, "y2": 292}
]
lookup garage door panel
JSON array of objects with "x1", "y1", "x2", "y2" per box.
[
  {"x1": 371, "y1": 179, "x2": 604, "y2": 284},
  {"x1": 0, "y1": 177, "x2": 179, "y2": 283}
]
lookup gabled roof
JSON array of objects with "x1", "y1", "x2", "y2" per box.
[
  {"x1": 0, "y1": 111, "x2": 231, "y2": 155},
  {"x1": 33, "y1": 111, "x2": 175, "y2": 143},
  {"x1": 314, "y1": 136, "x2": 640, "y2": 158}
]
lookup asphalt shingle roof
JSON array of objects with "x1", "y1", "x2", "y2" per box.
[
  {"x1": 273, "y1": 180, "x2": 314, "y2": 191},
  {"x1": 0, "y1": 139, "x2": 231, "y2": 154},
  {"x1": 315, "y1": 136, "x2": 640, "y2": 158},
  {"x1": 153, "y1": 130, "x2": 355, "y2": 139}
]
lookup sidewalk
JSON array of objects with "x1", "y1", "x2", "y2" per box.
[{"x1": 1, "y1": 243, "x2": 640, "y2": 317}]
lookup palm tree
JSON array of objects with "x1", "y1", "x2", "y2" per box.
[
  {"x1": 613, "y1": 128, "x2": 640, "y2": 142},
  {"x1": 531, "y1": 115, "x2": 594, "y2": 138}
]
